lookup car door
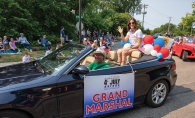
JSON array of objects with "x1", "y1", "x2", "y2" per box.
[
  {"x1": 172, "y1": 43, "x2": 177, "y2": 54},
  {"x1": 55, "y1": 66, "x2": 131, "y2": 118},
  {"x1": 81, "y1": 64, "x2": 150, "y2": 115},
  {"x1": 55, "y1": 62, "x2": 152, "y2": 118},
  {"x1": 175, "y1": 43, "x2": 183, "y2": 57},
  {"x1": 56, "y1": 73, "x2": 84, "y2": 118}
]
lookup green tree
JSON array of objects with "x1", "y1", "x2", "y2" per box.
[
  {"x1": 111, "y1": 12, "x2": 131, "y2": 35},
  {"x1": 180, "y1": 12, "x2": 195, "y2": 35},
  {"x1": 98, "y1": 0, "x2": 141, "y2": 14},
  {"x1": 0, "y1": 0, "x2": 144, "y2": 45},
  {"x1": 0, "y1": 0, "x2": 39, "y2": 39},
  {"x1": 142, "y1": 28, "x2": 151, "y2": 35},
  {"x1": 151, "y1": 23, "x2": 176, "y2": 36}
]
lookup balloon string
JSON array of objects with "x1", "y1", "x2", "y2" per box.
[{"x1": 128, "y1": 61, "x2": 135, "y2": 73}]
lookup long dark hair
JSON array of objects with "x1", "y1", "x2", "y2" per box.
[{"x1": 127, "y1": 17, "x2": 139, "y2": 31}]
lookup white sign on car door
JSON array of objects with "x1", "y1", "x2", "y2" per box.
[{"x1": 84, "y1": 73, "x2": 134, "y2": 117}]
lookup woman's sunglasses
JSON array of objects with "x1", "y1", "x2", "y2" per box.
[{"x1": 129, "y1": 22, "x2": 135, "y2": 25}]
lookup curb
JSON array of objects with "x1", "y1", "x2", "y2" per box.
[{"x1": 0, "y1": 62, "x2": 22, "y2": 67}]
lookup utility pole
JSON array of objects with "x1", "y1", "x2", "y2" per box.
[
  {"x1": 142, "y1": 4, "x2": 148, "y2": 27},
  {"x1": 79, "y1": 0, "x2": 82, "y2": 44},
  {"x1": 168, "y1": 17, "x2": 172, "y2": 35},
  {"x1": 191, "y1": 2, "x2": 195, "y2": 36}
]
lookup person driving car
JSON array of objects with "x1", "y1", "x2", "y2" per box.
[
  {"x1": 88, "y1": 48, "x2": 110, "y2": 70},
  {"x1": 178, "y1": 37, "x2": 183, "y2": 45}
]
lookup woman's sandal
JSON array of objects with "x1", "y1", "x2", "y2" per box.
[{"x1": 116, "y1": 62, "x2": 120, "y2": 65}]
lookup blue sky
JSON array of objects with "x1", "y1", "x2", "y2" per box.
[{"x1": 133, "y1": 0, "x2": 194, "y2": 30}]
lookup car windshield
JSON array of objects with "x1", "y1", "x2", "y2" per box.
[
  {"x1": 184, "y1": 37, "x2": 195, "y2": 42},
  {"x1": 38, "y1": 43, "x2": 86, "y2": 75},
  {"x1": 153, "y1": 33, "x2": 164, "y2": 38}
]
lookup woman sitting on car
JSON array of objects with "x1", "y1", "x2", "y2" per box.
[{"x1": 117, "y1": 18, "x2": 143, "y2": 66}]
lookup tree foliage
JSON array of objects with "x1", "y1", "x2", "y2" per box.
[
  {"x1": 151, "y1": 10, "x2": 195, "y2": 37},
  {"x1": 151, "y1": 23, "x2": 177, "y2": 36},
  {"x1": 4, "y1": 0, "x2": 195, "y2": 44},
  {"x1": 0, "y1": 0, "x2": 143, "y2": 44},
  {"x1": 97, "y1": 0, "x2": 142, "y2": 14}
]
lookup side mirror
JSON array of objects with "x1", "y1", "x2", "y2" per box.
[{"x1": 72, "y1": 65, "x2": 89, "y2": 74}]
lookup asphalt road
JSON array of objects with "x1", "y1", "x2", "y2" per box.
[{"x1": 107, "y1": 42, "x2": 195, "y2": 118}]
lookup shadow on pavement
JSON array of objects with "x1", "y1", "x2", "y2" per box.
[
  {"x1": 104, "y1": 85, "x2": 195, "y2": 118},
  {"x1": 172, "y1": 55, "x2": 195, "y2": 62}
]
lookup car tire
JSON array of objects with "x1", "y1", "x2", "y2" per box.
[
  {"x1": 182, "y1": 50, "x2": 188, "y2": 61},
  {"x1": 0, "y1": 110, "x2": 31, "y2": 118},
  {"x1": 146, "y1": 80, "x2": 169, "y2": 108}
]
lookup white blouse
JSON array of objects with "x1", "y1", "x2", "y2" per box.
[{"x1": 126, "y1": 29, "x2": 143, "y2": 46}]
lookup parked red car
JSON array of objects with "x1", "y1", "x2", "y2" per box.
[{"x1": 171, "y1": 37, "x2": 195, "y2": 61}]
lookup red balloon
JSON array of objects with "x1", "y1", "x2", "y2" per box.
[
  {"x1": 144, "y1": 35, "x2": 154, "y2": 44},
  {"x1": 154, "y1": 44, "x2": 161, "y2": 52},
  {"x1": 159, "y1": 47, "x2": 170, "y2": 58}
]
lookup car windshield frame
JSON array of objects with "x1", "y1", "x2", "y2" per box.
[
  {"x1": 38, "y1": 43, "x2": 86, "y2": 75},
  {"x1": 184, "y1": 37, "x2": 195, "y2": 43}
]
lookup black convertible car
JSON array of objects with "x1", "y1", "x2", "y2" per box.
[{"x1": 0, "y1": 43, "x2": 177, "y2": 118}]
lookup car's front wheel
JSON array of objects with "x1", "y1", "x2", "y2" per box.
[
  {"x1": 182, "y1": 50, "x2": 188, "y2": 61},
  {"x1": 0, "y1": 110, "x2": 31, "y2": 118},
  {"x1": 146, "y1": 80, "x2": 169, "y2": 108}
]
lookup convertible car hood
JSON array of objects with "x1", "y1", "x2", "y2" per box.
[
  {"x1": 0, "y1": 62, "x2": 44, "y2": 88},
  {"x1": 184, "y1": 43, "x2": 195, "y2": 47}
]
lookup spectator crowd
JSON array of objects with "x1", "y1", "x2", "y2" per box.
[{"x1": 80, "y1": 29, "x2": 117, "y2": 50}]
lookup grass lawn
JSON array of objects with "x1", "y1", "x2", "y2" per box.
[
  {"x1": 0, "y1": 46, "x2": 55, "y2": 63},
  {"x1": 0, "y1": 40, "x2": 81, "y2": 63}
]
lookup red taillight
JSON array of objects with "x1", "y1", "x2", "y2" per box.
[{"x1": 173, "y1": 63, "x2": 176, "y2": 70}]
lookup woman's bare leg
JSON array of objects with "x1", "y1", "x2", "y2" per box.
[
  {"x1": 121, "y1": 50, "x2": 128, "y2": 66},
  {"x1": 117, "y1": 48, "x2": 123, "y2": 63},
  {"x1": 121, "y1": 49, "x2": 138, "y2": 66}
]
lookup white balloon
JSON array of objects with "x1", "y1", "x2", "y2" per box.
[
  {"x1": 150, "y1": 50, "x2": 157, "y2": 56},
  {"x1": 143, "y1": 44, "x2": 154, "y2": 55},
  {"x1": 123, "y1": 43, "x2": 131, "y2": 49}
]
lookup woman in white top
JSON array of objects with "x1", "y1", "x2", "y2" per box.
[{"x1": 117, "y1": 18, "x2": 143, "y2": 66}]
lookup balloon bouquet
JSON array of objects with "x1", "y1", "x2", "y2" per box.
[
  {"x1": 119, "y1": 35, "x2": 170, "y2": 59},
  {"x1": 141, "y1": 35, "x2": 170, "y2": 59}
]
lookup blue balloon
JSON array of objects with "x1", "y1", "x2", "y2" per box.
[
  {"x1": 156, "y1": 53, "x2": 163, "y2": 59},
  {"x1": 120, "y1": 40, "x2": 130, "y2": 47},
  {"x1": 153, "y1": 38, "x2": 165, "y2": 48}
]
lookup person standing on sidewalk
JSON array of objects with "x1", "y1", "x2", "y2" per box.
[{"x1": 60, "y1": 26, "x2": 65, "y2": 45}]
